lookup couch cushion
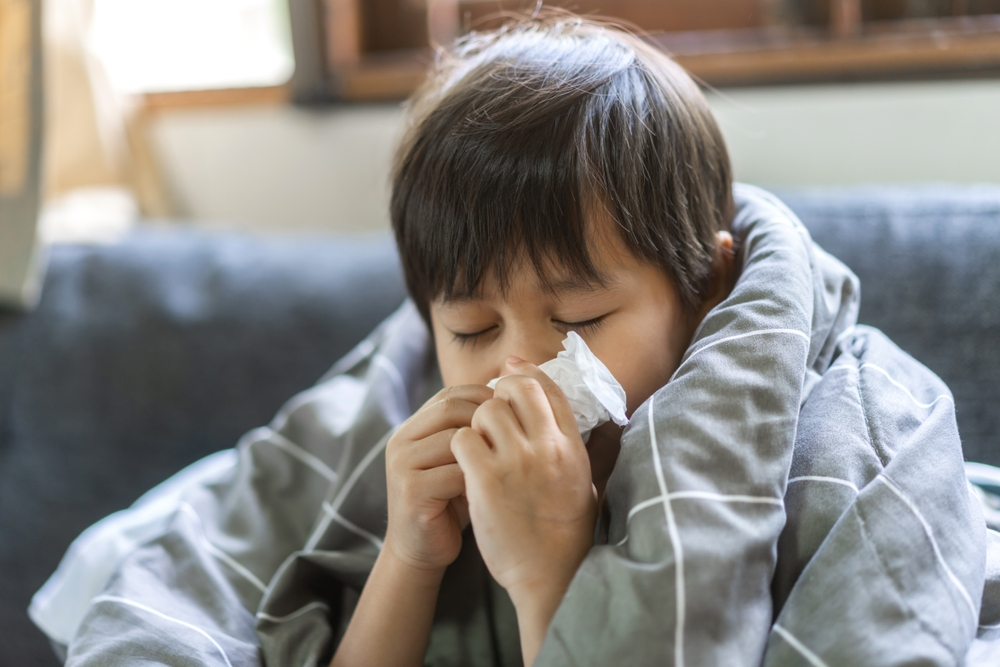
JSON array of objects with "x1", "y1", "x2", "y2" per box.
[
  {"x1": 781, "y1": 185, "x2": 1000, "y2": 467},
  {"x1": 0, "y1": 229, "x2": 406, "y2": 664}
]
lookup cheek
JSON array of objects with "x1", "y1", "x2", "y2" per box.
[
  {"x1": 604, "y1": 346, "x2": 676, "y2": 416},
  {"x1": 433, "y1": 338, "x2": 493, "y2": 388},
  {"x1": 434, "y1": 340, "x2": 465, "y2": 388},
  {"x1": 597, "y1": 316, "x2": 692, "y2": 415}
]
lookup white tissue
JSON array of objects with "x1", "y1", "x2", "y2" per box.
[{"x1": 487, "y1": 331, "x2": 628, "y2": 442}]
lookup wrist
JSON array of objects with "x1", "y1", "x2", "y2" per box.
[
  {"x1": 332, "y1": 544, "x2": 446, "y2": 667},
  {"x1": 505, "y1": 532, "x2": 591, "y2": 609},
  {"x1": 510, "y1": 584, "x2": 567, "y2": 667},
  {"x1": 378, "y1": 543, "x2": 448, "y2": 592},
  {"x1": 507, "y1": 573, "x2": 573, "y2": 632},
  {"x1": 507, "y1": 562, "x2": 582, "y2": 666}
]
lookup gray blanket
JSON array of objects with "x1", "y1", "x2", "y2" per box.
[{"x1": 32, "y1": 185, "x2": 1000, "y2": 666}]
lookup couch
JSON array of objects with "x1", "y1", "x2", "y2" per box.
[{"x1": 1, "y1": 185, "x2": 998, "y2": 665}]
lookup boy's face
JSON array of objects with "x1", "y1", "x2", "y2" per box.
[{"x1": 430, "y1": 225, "x2": 731, "y2": 418}]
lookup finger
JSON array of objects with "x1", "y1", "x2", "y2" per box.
[
  {"x1": 471, "y1": 398, "x2": 525, "y2": 454},
  {"x1": 448, "y1": 495, "x2": 470, "y2": 531},
  {"x1": 450, "y1": 426, "x2": 493, "y2": 479},
  {"x1": 418, "y1": 463, "x2": 466, "y2": 500},
  {"x1": 403, "y1": 386, "x2": 493, "y2": 441},
  {"x1": 504, "y1": 357, "x2": 579, "y2": 438},
  {"x1": 406, "y1": 429, "x2": 459, "y2": 470},
  {"x1": 491, "y1": 372, "x2": 562, "y2": 443},
  {"x1": 419, "y1": 384, "x2": 495, "y2": 412}
]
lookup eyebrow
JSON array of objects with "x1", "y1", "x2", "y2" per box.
[
  {"x1": 440, "y1": 271, "x2": 623, "y2": 306},
  {"x1": 546, "y1": 274, "x2": 621, "y2": 295}
]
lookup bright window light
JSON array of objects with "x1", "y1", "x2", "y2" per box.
[{"x1": 89, "y1": 0, "x2": 294, "y2": 94}]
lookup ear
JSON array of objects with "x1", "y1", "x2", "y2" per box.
[{"x1": 695, "y1": 231, "x2": 736, "y2": 322}]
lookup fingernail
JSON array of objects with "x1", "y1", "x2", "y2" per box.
[{"x1": 507, "y1": 355, "x2": 524, "y2": 365}]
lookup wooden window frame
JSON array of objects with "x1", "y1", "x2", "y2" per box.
[{"x1": 138, "y1": 0, "x2": 1000, "y2": 111}]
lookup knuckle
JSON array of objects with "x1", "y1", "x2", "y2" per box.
[
  {"x1": 440, "y1": 396, "x2": 462, "y2": 412},
  {"x1": 450, "y1": 427, "x2": 468, "y2": 450},
  {"x1": 398, "y1": 475, "x2": 419, "y2": 501},
  {"x1": 493, "y1": 374, "x2": 515, "y2": 390},
  {"x1": 422, "y1": 386, "x2": 461, "y2": 414},
  {"x1": 436, "y1": 396, "x2": 466, "y2": 419},
  {"x1": 521, "y1": 376, "x2": 544, "y2": 394},
  {"x1": 385, "y1": 439, "x2": 403, "y2": 464},
  {"x1": 500, "y1": 374, "x2": 542, "y2": 394},
  {"x1": 477, "y1": 397, "x2": 504, "y2": 416},
  {"x1": 435, "y1": 386, "x2": 459, "y2": 402}
]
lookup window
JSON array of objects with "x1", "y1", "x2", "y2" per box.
[{"x1": 89, "y1": 0, "x2": 294, "y2": 94}]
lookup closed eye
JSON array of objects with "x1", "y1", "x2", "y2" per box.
[
  {"x1": 554, "y1": 315, "x2": 607, "y2": 335},
  {"x1": 451, "y1": 325, "x2": 498, "y2": 348}
]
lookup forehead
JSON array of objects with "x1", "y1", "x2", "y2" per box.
[
  {"x1": 468, "y1": 201, "x2": 647, "y2": 292},
  {"x1": 438, "y1": 225, "x2": 635, "y2": 308}
]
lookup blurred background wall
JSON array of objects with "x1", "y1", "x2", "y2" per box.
[
  {"x1": 142, "y1": 78, "x2": 1000, "y2": 233},
  {"x1": 14, "y1": 0, "x2": 1000, "y2": 239}
]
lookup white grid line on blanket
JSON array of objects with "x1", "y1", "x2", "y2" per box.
[
  {"x1": 616, "y1": 492, "x2": 782, "y2": 547},
  {"x1": 625, "y1": 492, "x2": 783, "y2": 526},
  {"x1": 773, "y1": 624, "x2": 829, "y2": 667},
  {"x1": 268, "y1": 365, "x2": 375, "y2": 434},
  {"x1": 786, "y1": 476, "x2": 860, "y2": 493},
  {"x1": 876, "y1": 475, "x2": 979, "y2": 623},
  {"x1": 320, "y1": 501, "x2": 384, "y2": 551},
  {"x1": 258, "y1": 554, "x2": 299, "y2": 617},
  {"x1": 257, "y1": 601, "x2": 331, "y2": 624},
  {"x1": 304, "y1": 435, "x2": 389, "y2": 552},
  {"x1": 860, "y1": 363, "x2": 953, "y2": 410},
  {"x1": 268, "y1": 305, "x2": 411, "y2": 433},
  {"x1": 301, "y1": 351, "x2": 406, "y2": 552},
  {"x1": 178, "y1": 503, "x2": 268, "y2": 593},
  {"x1": 269, "y1": 384, "x2": 338, "y2": 433},
  {"x1": 668, "y1": 490, "x2": 784, "y2": 505},
  {"x1": 825, "y1": 363, "x2": 952, "y2": 410},
  {"x1": 372, "y1": 353, "x2": 409, "y2": 414},
  {"x1": 647, "y1": 401, "x2": 686, "y2": 667},
  {"x1": 676, "y1": 328, "x2": 810, "y2": 379},
  {"x1": 268, "y1": 309, "x2": 412, "y2": 432},
  {"x1": 91, "y1": 595, "x2": 234, "y2": 667},
  {"x1": 255, "y1": 428, "x2": 338, "y2": 483}
]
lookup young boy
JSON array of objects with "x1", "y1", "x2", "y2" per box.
[
  {"x1": 332, "y1": 16, "x2": 737, "y2": 667},
  {"x1": 38, "y1": 12, "x2": 996, "y2": 667}
]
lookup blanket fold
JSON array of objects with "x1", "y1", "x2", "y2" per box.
[{"x1": 31, "y1": 185, "x2": 999, "y2": 666}]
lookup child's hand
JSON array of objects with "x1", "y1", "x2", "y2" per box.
[
  {"x1": 451, "y1": 358, "x2": 597, "y2": 663},
  {"x1": 384, "y1": 385, "x2": 493, "y2": 573}
]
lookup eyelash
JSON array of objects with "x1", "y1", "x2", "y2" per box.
[
  {"x1": 560, "y1": 315, "x2": 607, "y2": 335},
  {"x1": 451, "y1": 316, "x2": 607, "y2": 348},
  {"x1": 452, "y1": 327, "x2": 496, "y2": 348}
]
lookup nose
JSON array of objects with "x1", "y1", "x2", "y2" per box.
[{"x1": 494, "y1": 323, "x2": 564, "y2": 376}]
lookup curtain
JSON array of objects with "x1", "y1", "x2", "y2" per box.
[
  {"x1": 0, "y1": 0, "x2": 151, "y2": 309},
  {"x1": 0, "y1": 0, "x2": 44, "y2": 309}
]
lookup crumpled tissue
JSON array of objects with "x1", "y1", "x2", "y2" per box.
[{"x1": 487, "y1": 331, "x2": 629, "y2": 442}]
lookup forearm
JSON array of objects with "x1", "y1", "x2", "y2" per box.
[
  {"x1": 330, "y1": 549, "x2": 444, "y2": 667},
  {"x1": 509, "y1": 567, "x2": 579, "y2": 666}
]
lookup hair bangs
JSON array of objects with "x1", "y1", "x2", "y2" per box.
[
  {"x1": 391, "y1": 16, "x2": 733, "y2": 325},
  {"x1": 392, "y1": 27, "x2": 631, "y2": 320}
]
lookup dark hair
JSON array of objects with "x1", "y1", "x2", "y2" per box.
[{"x1": 391, "y1": 15, "x2": 733, "y2": 324}]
